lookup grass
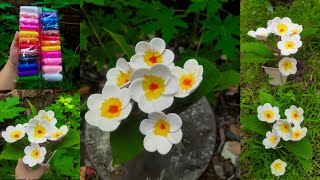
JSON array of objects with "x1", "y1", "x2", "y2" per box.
[{"x1": 240, "y1": 0, "x2": 320, "y2": 179}]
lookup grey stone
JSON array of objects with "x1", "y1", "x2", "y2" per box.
[{"x1": 84, "y1": 97, "x2": 216, "y2": 180}]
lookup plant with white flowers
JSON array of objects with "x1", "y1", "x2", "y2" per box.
[{"x1": 1, "y1": 110, "x2": 69, "y2": 167}]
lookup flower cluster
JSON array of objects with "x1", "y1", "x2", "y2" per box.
[
  {"x1": 85, "y1": 37, "x2": 203, "y2": 155},
  {"x1": 257, "y1": 103, "x2": 307, "y2": 176},
  {"x1": 1, "y1": 110, "x2": 68, "y2": 167},
  {"x1": 247, "y1": 17, "x2": 303, "y2": 76}
]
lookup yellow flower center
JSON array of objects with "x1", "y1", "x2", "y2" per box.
[
  {"x1": 41, "y1": 115, "x2": 52, "y2": 122},
  {"x1": 269, "y1": 135, "x2": 277, "y2": 143},
  {"x1": 154, "y1": 119, "x2": 170, "y2": 137},
  {"x1": 291, "y1": 110, "x2": 299, "y2": 120},
  {"x1": 117, "y1": 70, "x2": 131, "y2": 87},
  {"x1": 263, "y1": 110, "x2": 274, "y2": 120},
  {"x1": 10, "y1": 130, "x2": 22, "y2": 139},
  {"x1": 273, "y1": 162, "x2": 282, "y2": 170},
  {"x1": 292, "y1": 130, "x2": 301, "y2": 139},
  {"x1": 31, "y1": 149, "x2": 40, "y2": 159},
  {"x1": 34, "y1": 125, "x2": 46, "y2": 138},
  {"x1": 282, "y1": 60, "x2": 293, "y2": 71},
  {"x1": 180, "y1": 74, "x2": 195, "y2": 90},
  {"x1": 143, "y1": 50, "x2": 163, "y2": 66},
  {"x1": 277, "y1": 24, "x2": 288, "y2": 34},
  {"x1": 292, "y1": 29, "x2": 299, "y2": 35},
  {"x1": 285, "y1": 41, "x2": 294, "y2": 49},
  {"x1": 142, "y1": 75, "x2": 165, "y2": 101},
  {"x1": 100, "y1": 98, "x2": 122, "y2": 119},
  {"x1": 52, "y1": 131, "x2": 63, "y2": 139},
  {"x1": 279, "y1": 123, "x2": 290, "y2": 133}
]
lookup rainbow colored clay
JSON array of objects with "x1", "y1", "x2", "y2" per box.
[
  {"x1": 18, "y1": 70, "x2": 38, "y2": 76},
  {"x1": 42, "y1": 51, "x2": 62, "y2": 58},
  {"x1": 42, "y1": 58, "x2": 62, "y2": 65},
  {"x1": 42, "y1": 40, "x2": 60, "y2": 46},
  {"x1": 42, "y1": 65, "x2": 62, "y2": 74},
  {"x1": 19, "y1": 37, "x2": 39, "y2": 43},
  {"x1": 20, "y1": 24, "x2": 38, "y2": 31},
  {"x1": 19, "y1": 31, "x2": 39, "y2": 37},
  {"x1": 42, "y1": 46, "x2": 61, "y2": 51},
  {"x1": 42, "y1": 73, "x2": 63, "y2": 81}
]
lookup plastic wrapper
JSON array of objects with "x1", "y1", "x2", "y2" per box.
[
  {"x1": 19, "y1": 43, "x2": 39, "y2": 49},
  {"x1": 19, "y1": 56, "x2": 39, "y2": 63},
  {"x1": 20, "y1": 24, "x2": 38, "y2": 31},
  {"x1": 20, "y1": 17, "x2": 39, "y2": 25},
  {"x1": 20, "y1": 6, "x2": 40, "y2": 13},
  {"x1": 17, "y1": 75, "x2": 40, "y2": 81},
  {"x1": 41, "y1": 12, "x2": 57, "y2": 18},
  {"x1": 20, "y1": 49, "x2": 39, "y2": 57},
  {"x1": 19, "y1": 37, "x2": 39, "y2": 43},
  {"x1": 42, "y1": 46, "x2": 61, "y2": 51},
  {"x1": 42, "y1": 73, "x2": 63, "y2": 81},
  {"x1": 20, "y1": 11, "x2": 39, "y2": 19},
  {"x1": 18, "y1": 70, "x2": 38, "y2": 76},
  {"x1": 41, "y1": 17, "x2": 58, "y2": 25},
  {"x1": 42, "y1": 24, "x2": 59, "y2": 31},
  {"x1": 42, "y1": 58, "x2": 62, "y2": 65},
  {"x1": 42, "y1": 7, "x2": 58, "y2": 12},
  {"x1": 42, "y1": 35, "x2": 60, "y2": 41},
  {"x1": 41, "y1": 30, "x2": 60, "y2": 36},
  {"x1": 42, "y1": 65, "x2": 62, "y2": 73},
  {"x1": 19, "y1": 31, "x2": 39, "y2": 37},
  {"x1": 42, "y1": 51, "x2": 61, "y2": 58},
  {"x1": 18, "y1": 63, "x2": 38, "y2": 71},
  {"x1": 42, "y1": 40, "x2": 60, "y2": 46}
]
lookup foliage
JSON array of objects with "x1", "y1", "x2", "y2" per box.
[
  {"x1": 0, "y1": 92, "x2": 80, "y2": 179},
  {"x1": 0, "y1": 96, "x2": 25, "y2": 123}
]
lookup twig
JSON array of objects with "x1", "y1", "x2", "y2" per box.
[{"x1": 262, "y1": 40, "x2": 280, "y2": 53}]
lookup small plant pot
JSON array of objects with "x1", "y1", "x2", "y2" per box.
[{"x1": 262, "y1": 63, "x2": 287, "y2": 86}]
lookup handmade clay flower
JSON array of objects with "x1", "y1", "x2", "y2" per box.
[
  {"x1": 273, "y1": 120, "x2": 292, "y2": 141},
  {"x1": 268, "y1": 17, "x2": 293, "y2": 36},
  {"x1": 277, "y1": 35, "x2": 302, "y2": 56},
  {"x1": 171, "y1": 59, "x2": 203, "y2": 98},
  {"x1": 290, "y1": 125, "x2": 307, "y2": 141},
  {"x1": 106, "y1": 58, "x2": 132, "y2": 88},
  {"x1": 34, "y1": 110, "x2": 57, "y2": 126},
  {"x1": 129, "y1": 64, "x2": 179, "y2": 113},
  {"x1": 257, "y1": 103, "x2": 280, "y2": 123},
  {"x1": 290, "y1": 24, "x2": 303, "y2": 36},
  {"x1": 130, "y1": 38, "x2": 174, "y2": 69},
  {"x1": 247, "y1": 28, "x2": 272, "y2": 40},
  {"x1": 1, "y1": 124, "x2": 26, "y2": 143},
  {"x1": 262, "y1": 129, "x2": 280, "y2": 149},
  {"x1": 270, "y1": 159, "x2": 287, "y2": 176},
  {"x1": 278, "y1": 57, "x2": 297, "y2": 76},
  {"x1": 23, "y1": 143, "x2": 47, "y2": 167},
  {"x1": 139, "y1": 112, "x2": 183, "y2": 155},
  {"x1": 284, "y1": 105, "x2": 304, "y2": 125},
  {"x1": 27, "y1": 119, "x2": 53, "y2": 143},
  {"x1": 48, "y1": 125, "x2": 69, "y2": 141},
  {"x1": 85, "y1": 85, "x2": 132, "y2": 132}
]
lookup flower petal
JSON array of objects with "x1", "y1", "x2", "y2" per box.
[
  {"x1": 167, "y1": 129, "x2": 183, "y2": 144},
  {"x1": 102, "y1": 85, "x2": 121, "y2": 99},
  {"x1": 150, "y1": 64, "x2": 172, "y2": 83},
  {"x1": 163, "y1": 76, "x2": 179, "y2": 95},
  {"x1": 140, "y1": 119, "x2": 156, "y2": 135},
  {"x1": 98, "y1": 119, "x2": 121, "y2": 132},
  {"x1": 157, "y1": 136, "x2": 173, "y2": 155},
  {"x1": 161, "y1": 49, "x2": 174, "y2": 65},
  {"x1": 129, "y1": 79, "x2": 144, "y2": 102},
  {"x1": 116, "y1": 58, "x2": 130, "y2": 72},
  {"x1": 167, "y1": 113, "x2": 182, "y2": 132},
  {"x1": 172, "y1": 66, "x2": 187, "y2": 78},
  {"x1": 106, "y1": 68, "x2": 121, "y2": 82},
  {"x1": 114, "y1": 103, "x2": 132, "y2": 121},
  {"x1": 87, "y1": 94, "x2": 103, "y2": 110},
  {"x1": 148, "y1": 111, "x2": 167, "y2": 121},
  {"x1": 184, "y1": 59, "x2": 200, "y2": 74},
  {"x1": 130, "y1": 68, "x2": 149, "y2": 81},
  {"x1": 150, "y1": 38, "x2": 166, "y2": 53},
  {"x1": 135, "y1": 41, "x2": 151, "y2": 54},
  {"x1": 143, "y1": 132, "x2": 158, "y2": 152},
  {"x1": 85, "y1": 109, "x2": 100, "y2": 126},
  {"x1": 130, "y1": 54, "x2": 148, "y2": 70}
]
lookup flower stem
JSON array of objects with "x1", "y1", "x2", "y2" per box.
[{"x1": 262, "y1": 40, "x2": 280, "y2": 53}]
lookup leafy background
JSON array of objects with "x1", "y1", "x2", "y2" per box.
[
  {"x1": 80, "y1": 0, "x2": 240, "y2": 176},
  {"x1": 0, "y1": 1, "x2": 80, "y2": 90},
  {"x1": 241, "y1": 0, "x2": 320, "y2": 179},
  {"x1": 0, "y1": 92, "x2": 80, "y2": 179}
]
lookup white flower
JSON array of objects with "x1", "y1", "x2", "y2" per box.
[
  {"x1": 139, "y1": 112, "x2": 183, "y2": 155},
  {"x1": 106, "y1": 58, "x2": 132, "y2": 88},
  {"x1": 129, "y1": 64, "x2": 179, "y2": 113},
  {"x1": 23, "y1": 143, "x2": 46, "y2": 167},
  {"x1": 273, "y1": 120, "x2": 292, "y2": 141},
  {"x1": 291, "y1": 125, "x2": 307, "y2": 141},
  {"x1": 277, "y1": 35, "x2": 302, "y2": 56},
  {"x1": 278, "y1": 57, "x2": 297, "y2": 76},
  {"x1": 262, "y1": 129, "x2": 280, "y2": 149},
  {"x1": 27, "y1": 119, "x2": 53, "y2": 143},
  {"x1": 268, "y1": 17, "x2": 293, "y2": 36},
  {"x1": 48, "y1": 125, "x2": 68, "y2": 141},
  {"x1": 270, "y1": 159, "x2": 287, "y2": 176},
  {"x1": 172, "y1": 59, "x2": 203, "y2": 98},
  {"x1": 34, "y1": 110, "x2": 57, "y2": 126},
  {"x1": 257, "y1": 103, "x2": 280, "y2": 123},
  {"x1": 290, "y1": 24, "x2": 303, "y2": 35},
  {"x1": 130, "y1": 38, "x2": 174, "y2": 70},
  {"x1": 85, "y1": 85, "x2": 132, "y2": 132},
  {"x1": 247, "y1": 28, "x2": 272, "y2": 40},
  {"x1": 1, "y1": 124, "x2": 26, "y2": 143},
  {"x1": 284, "y1": 105, "x2": 304, "y2": 125}
]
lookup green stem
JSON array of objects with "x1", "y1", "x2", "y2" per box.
[
  {"x1": 81, "y1": 8, "x2": 104, "y2": 48},
  {"x1": 195, "y1": 27, "x2": 205, "y2": 55}
]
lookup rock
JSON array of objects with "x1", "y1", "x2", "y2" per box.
[{"x1": 83, "y1": 97, "x2": 216, "y2": 179}]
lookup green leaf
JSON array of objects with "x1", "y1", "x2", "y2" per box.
[
  {"x1": 241, "y1": 52, "x2": 270, "y2": 63},
  {"x1": 53, "y1": 155, "x2": 74, "y2": 176},
  {"x1": 240, "y1": 115, "x2": 270, "y2": 136},
  {"x1": 240, "y1": 42, "x2": 274, "y2": 59},
  {"x1": 0, "y1": 141, "x2": 25, "y2": 160},
  {"x1": 84, "y1": 0, "x2": 104, "y2": 6},
  {"x1": 187, "y1": 0, "x2": 207, "y2": 13},
  {"x1": 62, "y1": 47, "x2": 80, "y2": 72},
  {"x1": 207, "y1": 0, "x2": 221, "y2": 16},
  {"x1": 214, "y1": 70, "x2": 240, "y2": 91},
  {"x1": 300, "y1": 28, "x2": 318, "y2": 41},
  {"x1": 80, "y1": 23, "x2": 88, "y2": 51},
  {"x1": 283, "y1": 138, "x2": 312, "y2": 160},
  {"x1": 259, "y1": 91, "x2": 281, "y2": 109},
  {"x1": 51, "y1": 129, "x2": 80, "y2": 150},
  {"x1": 26, "y1": 99, "x2": 38, "y2": 117},
  {"x1": 296, "y1": 157, "x2": 312, "y2": 171},
  {"x1": 0, "y1": 97, "x2": 25, "y2": 123},
  {"x1": 104, "y1": 28, "x2": 135, "y2": 58},
  {"x1": 0, "y1": 3, "x2": 13, "y2": 10}
]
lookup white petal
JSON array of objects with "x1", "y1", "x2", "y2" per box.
[
  {"x1": 116, "y1": 58, "x2": 130, "y2": 72},
  {"x1": 163, "y1": 76, "x2": 179, "y2": 95},
  {"x1": 106, "y1": 68, "x2": 121, "y2": 82},
  {"x1": 150, "y1": 38, "x2": 166, "y2": 53},
  {"x1": 102, "y1": 85, "x2": 121, "y2": 99},
  {"x1": 140, "y1": 119, "x2": 156, "y2": 135},
  {"x1": 172, "y1": 66, "x2": 187, "y2": 78},
  {"x1": 24, "y1": 146, "x2": 32, "y2": 154},
  {"x1": 174, "y1": 90, "x2": 190, "y2": 98},
  {"x1": 38, "y1": 110, "x2": 46, "y2": 116},
  {"x1": 157, "y1": 136, "x2": 173, "y2": 155},
  {"x1": 85, "y1": 109, "x2": 100, "y2": 126},
  {"x1": 247, "y1": 30, "x2": 256, "y2": 38},
  {"x1": 184, "y1": 59, "x2": 199, "y2": 74},
  {"x1": 150, "y1": 64, "x2": 172, "y2": 82},
  {"x1": 161, "y1": 49, "x2": 174, "y2": 65},
  {"x1": 143, "y1": 132, "x2": 158, "y2": 152},
  {"x1": 130, "y1": 54, "x2": 148, "y2": 70},
  {"x1": 167, "y1": 129, "x2": 182, "y2": 144},
  {"x1": 129, "y1": 79, "x2": 144, "y2": 102},
  {"x1": 130, "y1": 68, "x2": 149, "y2": 81},
  {"x1": 87, "y1": 94, "x2": 103, "y2": 110},
  {"x1": 138, "y1": 95, "x2": 156, "y2": 113},
  {"x1": 37, "y1": 156, "x2": 45, "y2": 164},
  {"x1": 98, "y1": 119, "x2": 121, "y2": 132},
  {"x1": 166, "y1": 113, "x2": 182, "y2": 132},
  {"x1": 135, "y1": 41, "x2": 151, "y2": 54},
  {"x1": 114, "y1": 103, "x2": 132, "y2": 121},
  {"x1": 152, "y1": 95, "x2": 174, "y2": 112},
  {"x1": 148, "y1": 111, "x2": 167, "y2": 121},
  {"x1": 46, "y1": 110, "x2": 54, "y2": 118},
  {"x1": 40, "y1": 147, "x2": 46, "y2": 156},
  {"x1": 119, "y1": 88, "x2": 130, "y2": 107}
]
